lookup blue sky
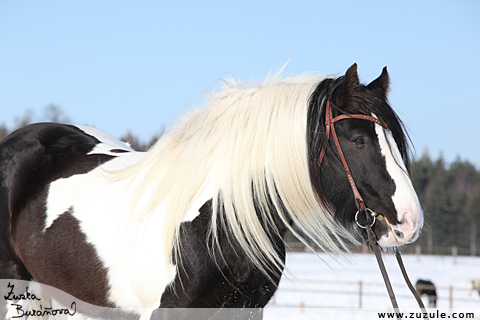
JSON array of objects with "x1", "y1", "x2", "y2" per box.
[{"x1": 1, "y1": 1, "x2": 479, "y2": 166}]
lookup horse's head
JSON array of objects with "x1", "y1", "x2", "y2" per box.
[{"x1": 308, "y1": 64, "x2": 423, "y2": 247}]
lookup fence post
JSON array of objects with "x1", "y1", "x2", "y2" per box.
[
  {"x1": 452, "y1": 246, "x2": 458, "y2": 264},
  {"x1": 449, "y1": 285, "x2": 453, "y2": 310},
  {"x1": 415, "y1": 245, "x2": 421, "y2": 262},
  {"x1": 471, "y1": 220, "x2": 477, "y2": 257},
  {"x1": 359, "y1": 281, "x2": 363, "y2": 308}
]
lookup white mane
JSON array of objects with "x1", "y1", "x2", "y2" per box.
[{"x1": 107, "y1": 73, "x2": 353, "y2": 274}]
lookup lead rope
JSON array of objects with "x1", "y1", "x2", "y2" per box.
[
  {"x1": 394, "y1": 247, "x2": 428, "y2": 314},
  {"x1": 363, "y1": 220, "x2": 428, "y2": 320},
  {"x1": 364, "y1": 222, "x2": 400, "y2": 319}
]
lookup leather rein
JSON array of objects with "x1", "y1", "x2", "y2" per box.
[{"x1": 318, "y1": 100, "x2": 427, "y2": 318}]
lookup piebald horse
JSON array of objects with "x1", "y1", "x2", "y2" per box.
[{"x1": 0, "y1": 64, "x2": 422, "y2": 319}]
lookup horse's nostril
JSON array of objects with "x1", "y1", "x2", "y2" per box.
[
  {"x1": 412, "y1": 230, "x2": 418, "y2": 239},
  {"x1": 394, "y1": 230, "x2": 404, "y2": 239}
]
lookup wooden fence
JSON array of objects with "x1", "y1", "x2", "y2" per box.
[
  {"x1": 286, "y1": 242, "x2": 478, "y2": 259},
  {"x1": 268, "y1": 278, "x2": 480, "y2": 310}
]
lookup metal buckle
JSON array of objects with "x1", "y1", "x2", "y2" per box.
[{"x1": 355, "y1": 208, "x2": 376, "y2": 229}]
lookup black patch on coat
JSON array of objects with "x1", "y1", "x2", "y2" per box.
[
  {"x1": 110, "y1": 149, "x2": 130, "y2": 153},
  {"x1": 160, "y1": 200, "x2": 286, "y2": 309},
  {"x1": 0, "y1": 123, "x2": 114, "y2": 307}
]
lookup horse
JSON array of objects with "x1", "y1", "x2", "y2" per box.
[
  {"x1": 415, "y1": 279, "x2": 437, "y2": 308},
  {"x1": 0, "y1": 64, "x2": 423, "y2": 319},
  {"x1": 467, "y1": 279, "x2": 480, "y2": 297}
]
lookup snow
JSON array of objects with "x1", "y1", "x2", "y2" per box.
[
  {"x1": 3, "y1": 253, "x2": 479, "y2": 319},
  {"x1": 265, "y1": 252, "x2": 480, "y2": 319}
]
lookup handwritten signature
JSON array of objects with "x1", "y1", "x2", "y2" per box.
[{"x1": 4, "y1": 282, "x2": 77, "y2": 318}]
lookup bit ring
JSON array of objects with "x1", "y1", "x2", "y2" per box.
[{"x1": 355, "y1": 208, "x2": 376, "y2": 229}]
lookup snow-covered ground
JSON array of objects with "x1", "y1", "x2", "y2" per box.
[
  {"x1": 3, "y1": 253, "x2": 479, "y2": 319},
  {"x1": 265, "y1": 252, "x2": 480, "y2": 319}
]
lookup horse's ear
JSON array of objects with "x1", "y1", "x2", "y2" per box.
[
  {"x1": 333, "y1": 63, "x2": 360, "y2": 110},
  {"x1": 367, "y1": 66, "x2": 390, "y2": 97}
]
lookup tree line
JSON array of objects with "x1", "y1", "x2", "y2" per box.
[
  {"x1": 409, "y1": 153, "x2": 480, "y2": 255},
  {"x1": 1, "y1": 106, "x2": 479, "y2": 255}
]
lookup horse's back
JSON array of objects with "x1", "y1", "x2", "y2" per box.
[{"x1": 0, "y1": 122, "x2": 125, "y2": 195}]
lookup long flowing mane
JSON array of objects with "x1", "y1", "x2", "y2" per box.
[{"x1": 107, "y1": 73, "x2": 354, "y2": 275}]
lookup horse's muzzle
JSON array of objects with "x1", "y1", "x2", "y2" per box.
[{"x1": 376, "y1": 211, "x2": 422, "y2": 246}]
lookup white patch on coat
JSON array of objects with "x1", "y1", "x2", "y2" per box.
[
  {"x1": 375, "y1": 124, "x2": 423, "y2": 246},
  {"x1": 44, "y1": 136, "x2": 212, "y2": 311},
  {"x1": 76, "y1": 125, "x2": 134, "y2": 155}
]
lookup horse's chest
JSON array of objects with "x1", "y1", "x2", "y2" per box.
[
  {"x1": 159, "y1": 201, "x2": 283, "y2": 308},
  {"x1": 160, "y1": 261, "x2": 279, "y2": 308}
]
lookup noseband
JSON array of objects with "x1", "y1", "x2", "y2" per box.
[{"x1": 317, "y1": 99, "x2": 427, "y2": 318}]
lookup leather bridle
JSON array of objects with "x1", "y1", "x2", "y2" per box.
[
  {"x1": 317, "y1": 99, "x2": 427, "y2": 319},
  {"x1": 318, "y1": 99, "x2": 386, "y2": 216}
]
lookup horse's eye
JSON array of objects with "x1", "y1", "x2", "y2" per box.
[{"x1": 353, "y1": 138, "x2": 365, "y2": 146}]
